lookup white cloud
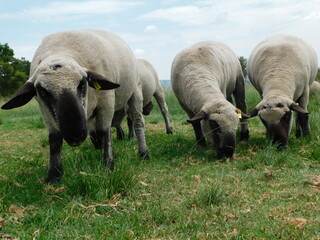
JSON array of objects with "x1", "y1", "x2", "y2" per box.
[
  {"x1": 304, "y1": 10, "x2": 320, "y2": 20},
  {"x1": 144, "y1": 25, "x2": 158, "y2": 32},
  {"x1": 134, "y1": 48, "x2": 146, "y2": 56},
  {"x1": 12, "y1": 44, "x2": 38, "y2": 61},
  {"x1": 140, "y1": 5, "x2": 214, "y2": 26},
  {"x1": 140, "y1": 0, "x2": 318, "y2": 29},
  {"x1": 0, "y1": 1, "x2": 142, "y2": 21},
  {"x1": 161, "y1": 0, "x2": 179, "y2": 5}
]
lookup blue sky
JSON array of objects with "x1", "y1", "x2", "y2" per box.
[{"x1": 1, "y1": 0, "x2": 319, "y2": 79}]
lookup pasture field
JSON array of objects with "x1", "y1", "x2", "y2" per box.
[{"x1": 0, "y1": 84, "x2": 319, "y2": 239}]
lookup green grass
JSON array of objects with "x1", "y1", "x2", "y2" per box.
[{"x1": 0, "y1": 85, "x2": 319, "y2": 239}]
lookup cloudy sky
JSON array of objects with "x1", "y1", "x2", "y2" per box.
[{"x1": 1, "y1": 0, "x2": 319, "y2": 79}]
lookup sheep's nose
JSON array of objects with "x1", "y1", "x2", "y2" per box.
[{"x1": 217, "y1": 145, "x2": 234, "y2": 158}]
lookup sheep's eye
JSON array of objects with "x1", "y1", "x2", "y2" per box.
[
  {"x1": 51, "y1": 64, "x2": 62, "y2": 70},
  {"x1": 276, "y1": 103, "x2": 284, "y2": 108}
]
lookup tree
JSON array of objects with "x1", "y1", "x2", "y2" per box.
[
  {"x1": 316, "y1": 68, "x2": 320, "y2": 82},
  {"x1": 238, "y1": 56, "x2": 247, "y2": 79},
  {"x1": 0, "y1": 43, "x2": 30, "y2": 96},
  {"x1": 0, "y1": 43, "x2": 14, "y2": 63}
]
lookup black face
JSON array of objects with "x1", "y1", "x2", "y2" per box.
[
  {"x1": 36, "y1": 84, "x2": 56, "y2": 120},
  {"x1": 260, "y1": 111, "x2": 292, "y2": 147},
  {"x1": 36, "y1": 79, "x2": 88, "y2": 147},
  {"x1": 209, "y1": 120, "x2": 235, "y2": 158},
  {"x1": 77, "y1": 77, "x2": 87, "y2": 107}
]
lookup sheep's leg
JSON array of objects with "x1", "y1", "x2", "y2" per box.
[
  {"x1": 116, "y1": 126, "x2": 125, "y2": 140},
  {"x1": 142, "y1": 101, "x2": 153, "y2": 115},
  {"x1": 100, "y1": 128, "x2": 114, "y2": 171},
  {"x1": 112, "y1": 108, "x2": 126, "y2": 140},
  {"x1": 127, "y1": 112, "x2": 135, "y2": 139},
  {"x1": 154, "y1": 87, "x2": 173, "y2": 134},
  {"x1": 233, "y1": 75, "x2": 249, "y2": 140},
  {"x1": 88, "y1": 116, "x2": 102, "y2": 149},
  {"x1": 128, "y1": 88, "x2": 150, "y2": 159},
  {"x1": 90, "y1": 130, "x2": 101, "y2": 149},
  {"x1": 46, "y1": 130, "x2": 63, "y2": 183},
  {"x1": 94, "y1": 102, "x2": 114, "y2": 170},
  {"x1": 191, "y1": 122, "x2": 206, "y2": 147},
  {"x1": 296, "y1": 90, "x2": 310, "y2": 138},
  {"x1": 92, "y1": 128, "x2": 114, "y2": 170}
]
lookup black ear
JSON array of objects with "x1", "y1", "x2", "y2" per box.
[
  {"x1": 87, "y1": 71, "x2": 120, "y2": 90},
  {"x1": 187, "y1": 110, "x2": 208, "y2": 123},
  {"x1": 1, "y1": 82, "x2": 36, "y2": 109},
  {"x1": 289, "y1": 103, "x2": 309, "y2": 114}
]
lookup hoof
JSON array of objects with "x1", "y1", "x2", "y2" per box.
[
  {"x1": 108, "y1": 160, "x2": 115, "y2": 172},
  {"x1": 46, "y1": 168, "x2": 63, "y2": 184},
  {"x1": 102, "y1": 159, "x2": 114, "y2": 172},
  {"x1": 140, "y1": 151, "x2": 150, "y2": 160},
  {"x1": 166, "y1": 127, "x2": 173, "y2": 134},
  {"x1": 45, "y1": 175, "x2": 62, "y2": 184}
]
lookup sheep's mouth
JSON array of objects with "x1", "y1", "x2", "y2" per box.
[
  {"x1": 56, "y1": 91, "x2": 88, "y2": 146},
  {"x1": 265, "y1": 123, "x2": 289, "y2": 148},
  {"x1": 214, "y1": 134, "x2": 235, "y2": 158},
  {"x1": 209, "y1": 120, "x2": 235, "y2": 158},
  {"x1": 260, "y1": 111, "x2": 291, "y2": 147}
]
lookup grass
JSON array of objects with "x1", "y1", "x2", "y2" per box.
[{"x1": 0, "y1": 84, "x2": 319, "y2": 239}]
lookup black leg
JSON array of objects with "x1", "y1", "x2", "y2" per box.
[
  {"x1": 116, "y1": 126, "x2": 125, "y2": 140},
  {"x1": 296, "y1": 113, "x2": 310, "y2": 138},
  {"x1": 90, "y1": 130, "x2": 102, "y2": 149},
  {"x1": 46, "y1": 130, "x2": 63, "y2": 183},
  {"x1": 127, "y1": 115, "x2": 135, "y2": 139},
  {"x1": 95, "y1": 129, "x2": 114, "y2": 171},
  {"x1": 191, "y1": 122, "x2": 206, "y2": 147},
  {"x1": 233, "y1": 75, "x2": 249, "y2": 141}
]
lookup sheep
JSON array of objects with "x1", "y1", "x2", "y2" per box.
[
  {"x1": 247, "y1": 34, "x2": 318, "y2": 147},
  {"x1": 310, "y1": 81, "x2": 320, "y2": 97},
  {"x1": 1, "y1": 29, "x2": 149, "y2": 183},
  {"x1": 171, "y1": 41, "x2": 249, "y2": 158},
  {"x1": 113, "y1": 58, "x2": 173, "y2": 139}
]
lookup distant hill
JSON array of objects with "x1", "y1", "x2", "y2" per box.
[{"x1": 160, "y1": 80, "x2": 171, "y2": 89}]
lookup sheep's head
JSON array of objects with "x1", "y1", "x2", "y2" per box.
[
  {"x1": 188, "y1": 104, "x2": 247, "y2": 158},
  {"x1": 247, "y1": 98, "x2": 308, "y2": 147},
  {"x1": 1, "y1": 59, "x2": 120, "y2": 147}
]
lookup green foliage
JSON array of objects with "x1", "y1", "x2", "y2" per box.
[
  {"x1": 238, "y1": 56, "x2": 247, "y2": 79},
  {"x1": 0, "y1": 43, "x2": 30, "y2": 96},
  {"x1": 0, "y1": 43, "x2": 14, "y2": 62},
  {"x1": 316, "y1": 68, "x2": 320, "y2": 82}
]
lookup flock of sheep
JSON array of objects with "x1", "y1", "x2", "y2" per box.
[{"x1": 1, "y1": 29, "x2": 318, "y2": 183}]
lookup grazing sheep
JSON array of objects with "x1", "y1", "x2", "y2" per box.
[
  {"x1": 1, "y1": 29, "x2": 149, "y2": 183},
  {"x1": 171, "y1": 41, "x2": 249, "y2": 158},
  {"x1": 113, "y1": 59, "x2": 173, "y2": 139},
  {"x1": 310, "y1": 81, "x2": 320, "y2": 97},
  {"x1": 247, "y1": 34, "x2": 318, "y2": 147}
]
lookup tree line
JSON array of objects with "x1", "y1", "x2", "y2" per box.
[{"x1": 0, "y1": 43, "x2": 30, "y2": 97}]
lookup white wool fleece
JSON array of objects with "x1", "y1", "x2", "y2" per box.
[
  {"x1": 171, "y1": 41, "x2": 243, "y2": 115},
  {"x1": 248, "y1": 34, "x2": 318, "y2": 111}
]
